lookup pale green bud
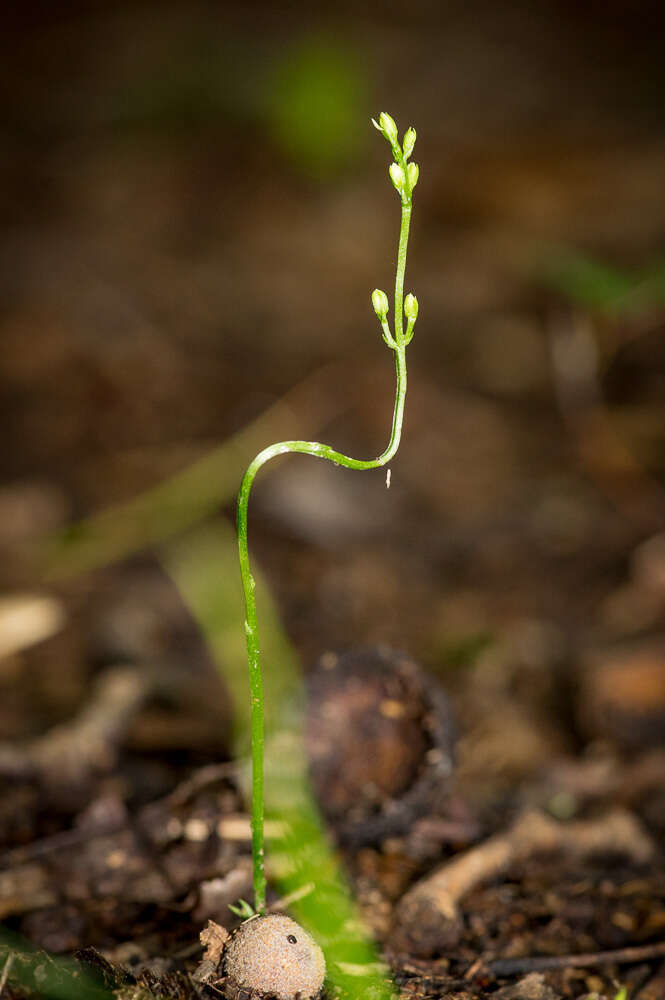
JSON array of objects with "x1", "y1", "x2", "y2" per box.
[
  {"x1": 378, "y1": 111, "x2": 398, "y2": 144},
  {"x1": 371, "y1": 288, "x2": 389, "y2": 320},
  {"x1": 404, "y1": 293, "x2": 419, "y2": 321},
  {"x1": 403, "y1": 127, "x2": 416, "y2": 159},
  {"x1": 407, "y1": 162, "x2": 419, "y2": 189},
  {"x1": 389, "y1": 162, "x2": 405, "y2": 193}
]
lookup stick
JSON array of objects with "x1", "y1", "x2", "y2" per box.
[
  {"x1": 486, "y1": 940, "x2": 665, "y2": 977},
  {"x1": 394, "y1": 809, "x2": 655, "y2": 957},
  {"x1": 0, "y1": 955, "x2": 14, "y2": 998}
]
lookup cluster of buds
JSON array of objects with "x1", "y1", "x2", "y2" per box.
[
  {"x1": 370, "y1": 112, "x2": 419, "y2": 349},
  {"x1": 371, "y1": 286, "x2": 419, "y2": 349},
  {"x1": 372, "y1": 112, "x2": 420, "y2": 201}
]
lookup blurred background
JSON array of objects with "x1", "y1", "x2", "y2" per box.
[{"x1": 3, "y1": 0, "x2": 665, "y2": 814}]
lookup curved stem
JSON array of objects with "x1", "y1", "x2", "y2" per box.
[{"x1": 237, "y1": 187, "x2": 414, "y2": 916}]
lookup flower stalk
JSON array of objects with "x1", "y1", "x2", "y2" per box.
[{"x1": 237, "y1": 114, "x2": 420, "y2": 914}]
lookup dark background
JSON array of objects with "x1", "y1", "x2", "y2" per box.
[{"x1": 3, "y1": 0, "x2": 665, "y2": 754}]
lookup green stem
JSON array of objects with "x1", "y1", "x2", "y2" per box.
[
  {"x1": 237, "y1": 187, "x2": 414, "y2": 916},
  {"x1": 394, "y1": 206, "x2": 412, "y2": 346}
]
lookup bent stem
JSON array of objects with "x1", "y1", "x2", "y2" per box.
[{"x1": 237, "y1": 115, "x2": 418, "y2": 915}]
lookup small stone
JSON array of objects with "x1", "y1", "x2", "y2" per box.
[
  {"x1": 494, "y1": 973, "x2": 558, "y2": 1000},
  {"x1": 577, "y1": 640, "x2": 665, "y2": 749}
]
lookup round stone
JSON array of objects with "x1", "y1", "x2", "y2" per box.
[{"x1": 223, "y1": 914, "x2": 325, "y2": 1000}]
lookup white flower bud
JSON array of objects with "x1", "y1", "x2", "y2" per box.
[
  {"x1": 404, "y1": 293, "x2": 419, "y2": 321},
  {"x1": 403, "y1": 127, "x2": 416, "y2": 159},
  {"x1": 371, "y1": 288, "x2": 389, "y2": 319},
  {"x1": 378, "y1": 112, "x2": 398, "y2": 144},
  {"x1": 389, "y1": 162, "x2": 405, "y2": 192},
  {"x1": 407, "y1": 162, "x2": 419, "y2": 190}
]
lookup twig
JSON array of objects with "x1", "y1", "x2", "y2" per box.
[
  {"x1": 635, "y1": 959, "x2": 665, "y2": 1000},
  {"x1": 0, "y1": 665, "x2": 149, "y2": 792},
  {"x1": 268, "y1": 882, "x2": 315, "y2": 912},
  {"x1": 394, "y1": 809, "x2": 655, "y2": 957},
  {"x1": 0, "y1": 822, "x2": 125, "y2": 869},
  {"x1": 0, "y1": 761, "x2": 234, "y2": 870},
  {"x1": 0, "y1": 954, "x2": 14, "y2": 998},
  {"x1": 166, "y1": 762, "x2": 237, "y2": 807},
  {"x1": 486, "y1": 940, "x2": 665, "y2": 977},
  {"x1": 0, "y1": 594, "x2": 64, "y2": 660}
]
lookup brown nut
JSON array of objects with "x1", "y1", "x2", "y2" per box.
[{"x1": 306, "y1": 646, "x2": 456, "y2": 845}]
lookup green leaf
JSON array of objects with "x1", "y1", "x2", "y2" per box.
[{"x1": 229, "y1": 899, "x2": 257, "y2": 920}]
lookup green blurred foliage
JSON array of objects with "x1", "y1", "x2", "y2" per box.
[
  {"x1": 546, "y1": 250, "x2": 665, "y2": 317},
  {"x1": 87, "y1": 27, "x2": 367, "y2": 180},
  {"x1": 0, "y1": 928, "x2": 112, "y2": 1000},
  {"x1": 436, "y1": 630, "x2": 494, "y2": 671},
  {"x1": 266, "y1": 38, "x2": 367, "y2": 176}
]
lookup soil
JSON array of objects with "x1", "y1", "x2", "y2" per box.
[{"x1": 2, "y1": 4, "x2": 665, "y2": 999}]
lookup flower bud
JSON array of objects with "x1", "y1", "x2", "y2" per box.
[
  {"x1": 378, "y1": 112, "x2": 398, "y2": 144},
  {"x1": 404, "y1": 293, "x2": 419, "y2": 321},
  {"x1": 407, "y1": 162, "x2": 419, "y2": 190},
  {"x1": 403, "y1": 127, "x2": 416, "y2": 159},
  {"x1": 371, "y1": 288, "x2": 389, "y2": 320},
  {"x1": 389, "y1": 162, "x2": 405, "y2": 193}
]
